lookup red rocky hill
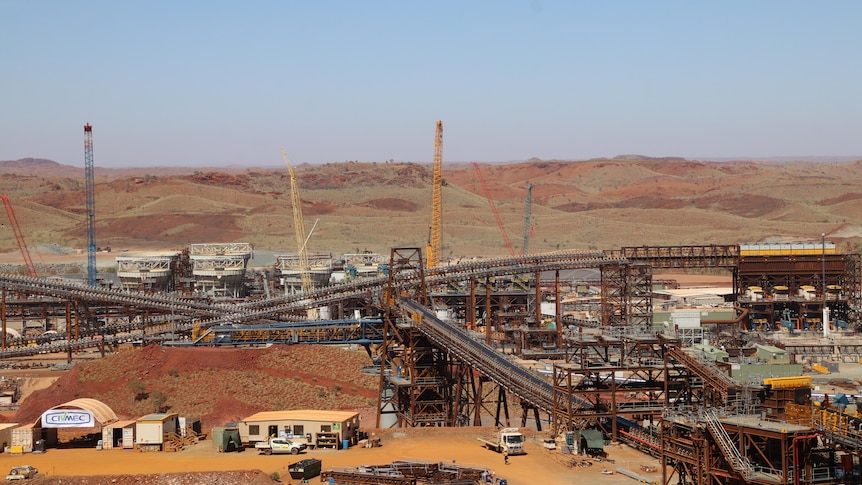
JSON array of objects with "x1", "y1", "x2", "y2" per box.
[{"x1": 15, "y1": 345, "x2": 378, "y2": 434}]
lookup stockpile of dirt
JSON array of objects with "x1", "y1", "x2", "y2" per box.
[{"x1": 15, "y1": 345, "x2": 378, "y2": 434}]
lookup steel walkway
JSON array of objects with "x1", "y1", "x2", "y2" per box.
[{"x1": 395, "y1": 298, "x2": 593, "y2": 414}]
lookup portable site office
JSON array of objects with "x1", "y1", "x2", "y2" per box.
[
  {"x1": 101, "y1": 419, "x2": 136, "y2": 449},
  {"x1": 10, "y1": 423, "x2": 58, "y2": 453},
  {"x1": 0, "y1": 423, "x2": 18, "y2": 451},
  {"x1": 135, "y1": 413, "x2": 180, "y2": 450},
  {"x1": 237, "y1": 410, "x2": 360, "y2": 449}
]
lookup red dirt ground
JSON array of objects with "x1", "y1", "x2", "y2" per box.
[{"x1": 0, "y1": 427, "x2": 662, "y2": 485}]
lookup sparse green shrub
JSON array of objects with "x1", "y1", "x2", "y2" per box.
[
  {"x1": 129, "y1": 378, "x2": 147, "y2": 401},
  {"x1": 149, "y1": 390, "x2": 169, "y2": 413}
]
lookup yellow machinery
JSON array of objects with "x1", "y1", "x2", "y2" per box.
[
  {"x1": 281, "y1": 148, "x2": 312, "y2": 294},
  {"x1": 763, "y1": 376, "x2": 812, "y2": 389},
  {"x1": 427, "y1": 120, "x2": 443, "y2": 268}
]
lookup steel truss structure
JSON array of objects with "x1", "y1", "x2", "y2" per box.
[{"x1": 4, "y1": 246, "x2": 862, "y2": 485}]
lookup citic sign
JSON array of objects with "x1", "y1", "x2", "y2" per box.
[{"x1": 41, "y1": 410, "x2": 95, "y2": 428}]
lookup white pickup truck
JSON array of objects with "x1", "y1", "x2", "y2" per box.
[{"x1": 254, "y1": 437, "x2": 307, "y2": 455}]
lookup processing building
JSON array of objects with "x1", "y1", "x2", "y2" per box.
[
  {"x1": 737, "y1": 241, "x2": 857, "y2": 331},
  {"x1": 189, "y1": 243, "x2": 253, "y2": 298},
  {"x1": 275, "y1": 252, "x2": 334, "y2": 294},
  {"x1": 342, "y1": 252, "x2": 387, "y2": 279},
  {"x1": 115, "y1": 252, "x2": 180, "y2": 292}
]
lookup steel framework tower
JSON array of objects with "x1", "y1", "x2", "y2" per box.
[
  {"x1": 84, "y1": 124, "x2": 96, "y2": 286},
  {"x1": 282, "y1": 147, "x2": 312, "y2": 294},
  {"x1": 427, "y1": 121, "x2": 443, "y2": 268}
]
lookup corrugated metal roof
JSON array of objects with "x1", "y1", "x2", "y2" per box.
[
  {"x1": 48, "y1": 398, "x2": 118, "y2": 426},
  {"x1": 138, "y1": 413, "x2": 178, "y2": 422},
  {"x1": 0, "y1": 423, "x2": 18, "y2": 431},
  {"x1": 654, "y1": 287, "x2": 735, "y2": 298},
  {"x1": 105, "y1": 419, "x2": 136, "y2": 428},
  {"x1": 241, "y1": 410, "x2": 359, "y2": 423},
  {"x1": 756, "y1": 344, "x2": 787, "y2": 354}
]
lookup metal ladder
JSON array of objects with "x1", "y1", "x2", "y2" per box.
[{"x1": 701, "y1": 408, "x2": 756, "y2": 480}]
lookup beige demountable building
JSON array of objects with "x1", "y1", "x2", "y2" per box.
[
  {"x1": 101, "y1": 419, "x2": 136, "y2": 449},
  {"x1": 0, "y1": 423, "x2": 18, "y2": 451},
  {"x1": 237, "y1": 410, "x2": 360, "y2": 449},
  {"x1": 135, "y1": 413, "x2": 180, "y2": 451}
]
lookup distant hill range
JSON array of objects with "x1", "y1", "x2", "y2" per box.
[
  {"x1": 0, "y1": 156, "x2": 860, "y2": 258},
  {"x1": 0, "y1": 158, "x2": 224, "y2": 179}
]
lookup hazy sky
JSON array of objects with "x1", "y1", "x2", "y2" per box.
[{"x1": 2, "y1": 1, "x2": 860, "y2": 168}]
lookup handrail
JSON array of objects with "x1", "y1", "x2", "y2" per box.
[
  {"x1": 395, "y1": 298, "x2": 592, "y2": 415},
  {"x1": 701, "y1": 408, "x2": 756, "y2": 479}
]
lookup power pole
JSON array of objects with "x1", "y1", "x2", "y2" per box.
[{"x1": 84, "y1": 124, "x2": 97, "y2": 286}]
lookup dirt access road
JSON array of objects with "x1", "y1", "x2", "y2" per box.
[{"x1": 0, "y1": 428, "x2": 663, "y2": 485}]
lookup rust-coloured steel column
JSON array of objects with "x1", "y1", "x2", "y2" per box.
[
  {"x1": 534, "y1": 269, "x2": 541, "y2": 327},
  {"x1": 66, "y1": 301, "x2": 72, "y2": 363},
  {"x1": 1, "y1": 288, "x2": 6, "y2": 350},
  {"x1": 73, "y1": 301, "x2": 80, "y2": 342},
  {"x1": 469, "y1": 277, "x2": 476, "y2": 330},
  {"x1": 555, "y1": 270, "x2": 562, "y2": 345},
  {"x1": 485, "y1": 279, "x2": 492, "y2": 345}
]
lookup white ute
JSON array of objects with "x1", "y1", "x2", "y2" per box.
[{"x1": 255, "y1": 437, "x2": 307, "y2": 455}]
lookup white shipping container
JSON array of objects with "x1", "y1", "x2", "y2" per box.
[{"x1": 671, "y1": 309, "x2": 701, "y2": 329}]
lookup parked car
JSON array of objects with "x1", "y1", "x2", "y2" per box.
[
  {"x1": 5, "y1": 466, "x2": 38, "y2": 480},
  {"x1": 254, "y1": 437, "x2": 306, "y2": 455}
]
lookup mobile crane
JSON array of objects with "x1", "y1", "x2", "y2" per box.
[
  {"x1": 281, "y1": 148, "x2": 312, "y2": 294},
  {"x1": 0, "y1": 195, "x2": 38, "y2": 277},
  {"x1": 473, "y1": 163, "x2": 516, "y2": 257}
]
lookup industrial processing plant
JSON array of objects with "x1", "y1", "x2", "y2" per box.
[
  {"x1": 1, "y1": 241, "x2": 861, "y2": 485},
  {"x1": 0, "y1": 125, "x2": 861, "y2": 485}
]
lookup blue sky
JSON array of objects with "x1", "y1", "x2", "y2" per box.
[{"x1": 1, "y1": 1, "x2": 860, "y2": 168}]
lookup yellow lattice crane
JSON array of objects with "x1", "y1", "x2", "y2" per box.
[
  {"x1": 281, "y1": 147, "x2": 312, "y2": 294},
  {"x1": 427, "y1": 120, "x2": 443, "y2": 268}
]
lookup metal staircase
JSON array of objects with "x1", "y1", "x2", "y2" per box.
[
  {"x1": 667, "y1": 346, "x2": 737, "y2": 398},
  {"x1": 701, "y1": 408, "x2": 756, "y2": 480}
]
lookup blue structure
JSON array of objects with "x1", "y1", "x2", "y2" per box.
[{"x1": 84, "y1": 124, "x2": 97, "y2": 286}]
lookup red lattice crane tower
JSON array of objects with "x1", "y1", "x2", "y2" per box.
[
  {"x1": 472, "y1": 162, "x2": 516, "y2": 257},
  {"x1": 0, "y1": 195, "x2": 38, "y2": 277},
  {"x1": 521, "y1": 184, "x2": 533, "y2": 257}
]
